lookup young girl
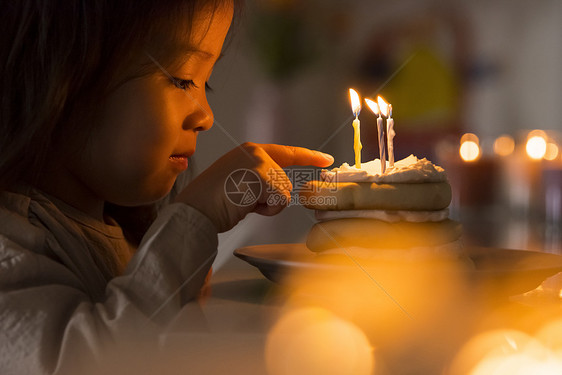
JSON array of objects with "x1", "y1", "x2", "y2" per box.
[{"x1": 0, "y1": 0, "x2": 333, "y2": 373}]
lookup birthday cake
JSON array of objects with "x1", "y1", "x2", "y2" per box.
[{"x1": 300, "y1": 155, "x2": 467, "y2": 263}]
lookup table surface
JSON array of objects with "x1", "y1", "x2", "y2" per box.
[{"x1": 154, "y1": 246, "x2": 562, "y2": 375}]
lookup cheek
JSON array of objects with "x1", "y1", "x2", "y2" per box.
[
  {"x1": 85, "y1": 77, "x2": 199, "y2": 203},
  {"x1": 99, "y1": 88, "x2": 185, "y2": 159}
]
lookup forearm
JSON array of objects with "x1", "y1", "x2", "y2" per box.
[{"x1": 0, "y1": 204, "x2": 218, "y2": 374}]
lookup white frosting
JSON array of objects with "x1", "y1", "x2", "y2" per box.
[
  {"x1": 315, "y1": 208, "x2": 449, "y2": 223},
  {"x1": 321, "y1": 154, "x2": 447, "y2": 183}
]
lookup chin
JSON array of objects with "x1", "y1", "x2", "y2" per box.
[{"x1": 110, "y1": 181, "x2": 176, "y2": 207}]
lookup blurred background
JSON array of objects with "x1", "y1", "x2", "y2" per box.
[{"x1": 190, "y1": 0, "x2": 562, "y2": 262}]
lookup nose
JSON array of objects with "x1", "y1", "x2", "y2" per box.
[{"x1": 185, "y1": 93, "x2": 214, "y2": 132}]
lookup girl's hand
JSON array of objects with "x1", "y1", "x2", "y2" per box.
[{"x1": 175, "y1": 143, "x2": 334, "y2": 232}]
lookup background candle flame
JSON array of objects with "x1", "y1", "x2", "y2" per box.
[
  {"x1": 526, "y1": 130, "x2": 548, "y2": 160},
  {"x1": 364, "y1": 98, "x2": 379, "y2": 116},
  {"x1": 349, "y1": 88, "x2": 361, "y2": 117},
  {"x1": 460, "y1": 133, "x2": 480, "y2": 162},
  {"x1": 377, "y1": 96, "x2": 389, "y2": 117}
]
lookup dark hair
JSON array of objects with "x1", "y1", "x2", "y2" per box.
[{"x1": 0, "y1": 0, "x2": 241, "y2": 190}]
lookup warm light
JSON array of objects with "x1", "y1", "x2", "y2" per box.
[
  {"x1": 448, "y1": 329, "x2": 543, "y2": 375},
  {"x1": 349, "y1": 88, "x2": 361, "y2": 116},
  {"x1": 377, "y1": 96, "x2": 389, "y2": 117},
  {"x1": 545, "y1": 142, "x2": 559, "y2": 161},
  {"x1": 460, "y1": 133, "x2": 480, "y2": 162},
  {"x1": 526, "y1": 131, "x2": 547, "y2": 160},
  {"x1": 265, "y1": 307, "x2": 374, "y2": 375},
  {"x1": 493, "y1": 135, "x2": 515, "y2": 157},
  {"x1": 536, "y1": 318, "x2": 562, "y2": 351},
  {"x1": 364, "y1": 98, "x2": 379, "y2": 116}
]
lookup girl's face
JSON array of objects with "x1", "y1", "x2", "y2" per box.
[{"x1": 65, "y1": 5, "x2": 233, "y2": 212}]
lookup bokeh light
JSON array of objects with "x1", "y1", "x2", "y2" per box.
[
  {"x1": 544, "y1": 142, "x2": 559, "y2": 161},
  {"x1": 493, "y1": 135, "x2": 515, "y2": 157},
  {"x1": 460, "y1": 133, "x2": 481, "y2": 162},
  {"x1": 265, "y1": 307, "x2": 374, "y2": 375},
  {"x1": 526, "y1": 130, "x2": 548, "y2": 160}
]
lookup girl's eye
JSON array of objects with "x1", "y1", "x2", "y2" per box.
[
  {"x1": 171, "y1": 78, "x2": 213, "y2": 93},
  {"x1": 172, "y1": 78, "x2": 197, "y2": 91}
]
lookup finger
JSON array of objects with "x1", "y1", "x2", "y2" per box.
[
  {"x1": 256, "y1": 165, "x2": 292, "y2": 215},
  {"x1": 255, "y1": 189, "x2": 291, "y2": 216},
  {"x1": 257, "y1": 144, "x2": 334, "y2": 168}
]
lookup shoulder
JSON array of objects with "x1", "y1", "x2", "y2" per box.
[
  {"x1": 0, "y1": 189, "x2": 48, "y2": 253},
  {"x1": 0, "y1": 233, "x2": 83, "y2": 291}
]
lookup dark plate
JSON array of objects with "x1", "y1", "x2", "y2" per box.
[{"x1": 234, "y1": 243, "x2": 562, "y2": 297}]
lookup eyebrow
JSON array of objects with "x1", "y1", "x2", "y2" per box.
[
  {"x1": 190, "y1": 50, "x2": 214, "y2": 59},
  {"x1": 181, "y1": 50, "x2": 224, "y2": 68}
]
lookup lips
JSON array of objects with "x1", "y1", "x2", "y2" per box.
[{"x1": 169, "y1": 151, "x2": 193, "y2": 171}]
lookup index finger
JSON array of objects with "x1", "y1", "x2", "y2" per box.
[{"x1": 257, "y1": 144, "x2": 334, "y2": 168}]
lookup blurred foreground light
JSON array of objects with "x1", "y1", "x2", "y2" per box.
[
  {"x1": 536, "y1": 318, "x2": 562, "y2": 352},
  {"x1": 493, "y1": 135, "x2": 515, "y2": 157},
  {"x1": 265, "y1": 307, "x2": 374, "y2": 375},
  {"x1": 526, "y1": 130, "x2": 548, "y2": 160},
  {"x1": 460, "y1": 133, "x2": 480, "y2": 162},
  {"x1": 470, "y1": 353, "x2": 562, "y2": 375},
  {"x1": 544, "y1": 142, "x2": 559, "y2": 161},
  {"x1": 448, "y1": 329, "x2": 543, "y2": 375}
]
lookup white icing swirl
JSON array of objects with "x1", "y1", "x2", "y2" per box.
[{"x1": 321, "y1": 154, "x2": 447, "y2": 183}]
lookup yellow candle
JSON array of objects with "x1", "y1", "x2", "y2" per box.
[
  {"x1": 349, "y1": 88, "x2": 362, "y2": 169},
  {"x1": 352, "y1": 116, "x2": 362, "y2": 168}
]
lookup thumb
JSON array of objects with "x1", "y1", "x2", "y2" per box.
[{"x1": 256, "y1": 144, "x2": 334, "y2": 168}]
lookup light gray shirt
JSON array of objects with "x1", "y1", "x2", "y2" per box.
[{"x1": 0, "y1": 186, "x2": 218, "y2": 374}]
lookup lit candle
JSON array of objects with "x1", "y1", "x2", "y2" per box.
[
  {"x1": 365, "y1": 97, "x2": 386, "y2": 174},
  {"x1": 459, "y1": 133, "x2": 480, "y2": 162},
  {"x1": 387, "y1": 104, "x2": 395, "y2": 168},
  {"x1": 377, "y1": 96, "x2": 389, "y2": 173},
  {"x1": 349, "y1": 88, "x2": 362, "y2": 169},
  {"x1": 526, "y1": 130, "x2": 548, "y2": 160}
]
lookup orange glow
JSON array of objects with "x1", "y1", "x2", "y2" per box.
[
  {"x1": 265, "y1": 307, "x2": 374, "y2": 375},
  {"x1": 460, "y1": 133, "x2": 480, "y2": 162},
  {"x1": 526, "y1": 131, "x2": 547, "y2": 160},
  {"x1": 377, "y1": 96, "x2": 389, "y2": 117},
  {"x1": 544, "y1": 142, "x2": 559, "y2": 161},
  {"x1": 449, "y1": 329, "x2": 543, "y2": 375},
  {"x1": 349, "y1": 88, "x2": 361, "y2": 116},
  {"x1": 493, "y1": 135, "x2": 515, "y2": 157},
  {"x1": 364, "y1": 98, "x2": 379, "y2": 116}
]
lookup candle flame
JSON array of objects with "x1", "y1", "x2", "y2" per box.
[
  {"x1": 526, "y1": 130, "x2": 547, "y2": 160},
  {"x1": 364, "y1": 98, "x2": 379, "y2": 116},
  {"x1": 460, "y1": 133, "x2": 480, "y2": 162},
  {"x1": 349, "y1": 88, "x2": 361, "y2": 117},
  {"x1": 377, "y1": 96, "x2": 389, "y2": 117}
]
